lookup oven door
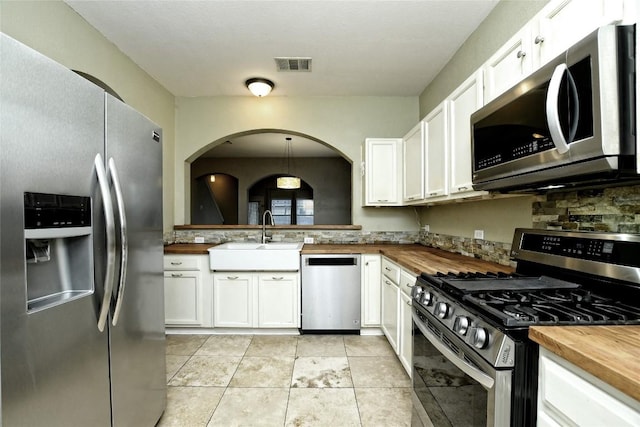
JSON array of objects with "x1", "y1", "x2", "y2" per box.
[{"x1": 412, "y1": 306, "x2": 512, "y2": 427}]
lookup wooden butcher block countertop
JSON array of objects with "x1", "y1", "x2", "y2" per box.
[
  {"x1": 529, "y1": 326, "x2": 640, "y2": 403},
  {"x1": 301, "y1": 244, "x2": 514, "y2": 275},
  {"x1": 164, "y1": 243, "x2": 214, "y2": 255},
  {"x1": 164, "y1": 243, "x2": 513, "y2": 274}
]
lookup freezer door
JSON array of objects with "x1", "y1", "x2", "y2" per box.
[
  {"x1": 105, "y1": 94, "x2": 166, "y2": 426},
  {"x1": 0, "y1": 34, "x2": 111, "y2": 425}
]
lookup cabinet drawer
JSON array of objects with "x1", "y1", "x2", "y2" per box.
[
  {"x1": 399, "y1": 269, "x2": 417, "y2": 296},
  {"x1": 164, "y1": 255, "x2": 200, "y2": 271},
  {"x1": 381, "y1": 258, "x2": 401, "y2": 284}
]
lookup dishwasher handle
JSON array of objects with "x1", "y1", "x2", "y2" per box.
[{"x1": 305, "y1": 257, "x2": 359, "y2": 266}]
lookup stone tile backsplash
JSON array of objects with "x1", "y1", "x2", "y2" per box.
[
  {"x1": 418, "y1": 231, "x2": 514, "y2": 267},
  {"x1": 532, "y1": 184, "x2": 640, "y2": 233},
  {"x1": 166, "y1": 229, "x2": 419, "y2": 246}
]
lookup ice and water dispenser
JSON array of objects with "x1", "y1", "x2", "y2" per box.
[{"x1": 24, "y1": 192, "x2": 93, "y2": 312}]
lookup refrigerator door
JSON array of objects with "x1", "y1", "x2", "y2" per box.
[
  {"x1": 0, "y1": 34, "x2": 111, "y2": 426},
  {"x1": 105, "y1": 94, "x2": 166, "y2": 426}
]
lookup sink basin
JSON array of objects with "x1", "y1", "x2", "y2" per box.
[{"x1": 208, "y1": 242, "x2": 303, "y2": 271}]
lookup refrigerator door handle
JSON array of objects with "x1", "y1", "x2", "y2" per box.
[
  {"x1": 108, "y1": 157, "x2": 128, "y2": 326},
  {"x1": 95, "y1": 153, "x2": 116, "y2": 332}
]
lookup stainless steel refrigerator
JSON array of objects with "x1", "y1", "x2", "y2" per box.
[{"x1": 0, "y1": 33, "x2": 166, "y2": 426}]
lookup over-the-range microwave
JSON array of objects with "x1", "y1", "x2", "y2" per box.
[{"x1": 471, "y1": 24, "x2": 636, "y2": 192}]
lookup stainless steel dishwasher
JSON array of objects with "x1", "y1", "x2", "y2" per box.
[{"x1": 301, "y1": 254, "x2": 361, "y2": 332}]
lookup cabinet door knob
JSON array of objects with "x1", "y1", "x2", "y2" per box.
[
  {"x1": 171, "y1": 273, "x2": 183, "y2": 278},
  {"x1": 534, "y1": 35, "x2": 545, "y2": 44},
  {"x1": 170, "y1": 261, "x2": 182, "y2": 265},
  {"x1": 516, "y1": 50, "x2": 526, "y2": 59},
  {"x1": 272, "y1": 276, "x2": 284, "y2": 280},
  {"x1": 385, "y1": 280, "x2": 392, "y2": 286},
  {"x1": 457, "y1": 186, "x2": 468, "y2": 191},
  {"x1": 227, "y1": 276, "x2": 238, "y2": 280}
]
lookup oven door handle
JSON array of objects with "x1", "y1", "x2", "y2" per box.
[{"x1": 413, "y1": 312, "x2": 495, "y2": 390}]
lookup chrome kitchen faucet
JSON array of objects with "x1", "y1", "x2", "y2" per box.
[{"x1": 262, "y1": 209, "x2": 275, "y2": 244}]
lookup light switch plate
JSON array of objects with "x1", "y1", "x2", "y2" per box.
[
  {"x1": 194, "y1": 236, "x2": 205, "y2": 243},
  {"x1": 304, "y1": 237, "x2": 314, "y2": 244},
  {"x1": 474, "y1": 230, "x2": 484, "y2": 240}
]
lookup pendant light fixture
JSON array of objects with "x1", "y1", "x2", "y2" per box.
[
  {"x1": 245, "y1": 78, "x2": 274, "y2": 97},
  {"x1": 277, "y1": 137, "x2": 301, "y2": 189}
]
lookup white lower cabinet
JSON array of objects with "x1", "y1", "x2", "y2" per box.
[
  {"x1": 257, "y1": 274, "x2": 299, "y2": 328},
  {"x1": 381, "y1": 257, "x2": 414, "y2": 377},
  {"x1": 213, "y1": 273, "x2": 253, "y2": 327},
  {"x1": 213, "y1": 272, "x2": 300, "y2": 328},
  {"x1": 361, "y1": 254, "x2": 381, "y2": 327},
  {"x1": 398, "y1": 291, "x2": 413, "y2": 376},
  {"x1": 537, "y1": 348, "x2": 640, "y2": 427},
  {"x1": 163, "y1": 255, "x2": 212, "y2": 327},
  {"x1": 381, "y1": 273, "x2": 400, "y2": 352}
]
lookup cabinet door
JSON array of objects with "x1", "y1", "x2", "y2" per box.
[
  {"x1": 257, "y1": 273, "x2": 299, "y2": 328},
  {"x1": 363, "y1": 138, "x2": 402, "y2": 206},
  {"x1": 213, "y1": 273, "x2": 253, "y2": 327},
  {"x1": 448, "y1": 70, "x2": 486, "y2": 197},
  {"x1": 538, "y1": 348, "x2": 640, "y2": 426},
  {"x1": 533, "y1": 0, "x2": 624, "y2": 67},
  {"x1": 484, "y1": 27, "x2": 533, "y2": 103},
  {"x1": 164, "y1": 271, "x2": 202, "y2": 325},
  {"x1": 361, "y1": 254, "x2": 381, "y2": 327},
  {"x1": 399, "y1": 292, "x2": 413, "y2": 377},
  {"x1": 402, "y1": 123, "x2": 425, "y2": 203},
  {"x1": 381, "y1": 276, "x2": 399, "y2": 353},
  {"x1": 424, "y1": 102, "x2": 449, "y2": 199}
]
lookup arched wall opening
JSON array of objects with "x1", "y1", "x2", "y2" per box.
[{"x1": 189, "y1": 129, "x2": 352, "y2": 225}]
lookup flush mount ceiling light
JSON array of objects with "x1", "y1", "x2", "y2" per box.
[
  {"x1": 245, "y1": 78, "x2": 274, "y2": 97},
  {"x1": 277, "y1": 137, "x2": 301, "y2": 189}
]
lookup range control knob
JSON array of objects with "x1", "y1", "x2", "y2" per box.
[
  {"x1": 472, "y1": 327, "x2": 489, "y2": 349},
  {"x1": 434, "y1": 302, "x2": 449, "y2": 319},
  {"x1": 420, "y1": 291, "x2": 433, "y2": 306},
  {"x1": 453, "y1": 316, "x2": 470, "y2": 335},
  {"x1": 411, "y1": 286, "x2": 423, "y2": 300}
]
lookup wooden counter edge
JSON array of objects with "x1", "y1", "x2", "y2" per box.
[{"x1": 529, "y1": 326, "x2": 640, "y2": 403}]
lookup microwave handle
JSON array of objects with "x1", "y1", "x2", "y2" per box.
[{"x1": 546, "y1": 63, "x2": 579, "y2": 155}]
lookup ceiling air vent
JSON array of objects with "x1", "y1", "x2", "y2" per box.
[{"x1": 274, "y1": 57, "x2": 312, "y2": 72}]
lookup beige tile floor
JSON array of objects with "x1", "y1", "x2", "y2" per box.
[{"x1": 159, "y1": 334, "x2": 413, "y2": 427}]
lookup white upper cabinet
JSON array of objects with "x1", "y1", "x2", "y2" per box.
[
  {"x1": 483, "y1": 27, "x2": 534, "y2": 103},
  {"x1": 403, "y1": 122, "x2": 425, "y2": 203},
  {"x1": 533, "y1": 0, "x2": 625, "y2": 67},
  {"x1": 448, "y1": 70, "x2": 486, "y2": 197},
  {"x1": 362, "y1": 138, "x2": 403, "y2": 206},
  {"x1": 424, "y1": 101, "x2": 449, "y2": 199},
  {"x1": 485, "y1": 0, "x2": 627, "y2": 103}
]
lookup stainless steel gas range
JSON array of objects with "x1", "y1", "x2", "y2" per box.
[{"x1": 411, "y1": 228, "x2": 640, "y2": 427}]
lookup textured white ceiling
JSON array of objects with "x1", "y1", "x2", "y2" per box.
[{"x1": 65, "y1": 0, "x2": 499, "y2": 98}]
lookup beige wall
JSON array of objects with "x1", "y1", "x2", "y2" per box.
[
  {"x1": 175, "y1": 95, "x2": 420, "y2": 231},
  {"x1": 416, "y1": 0, "x2": 549, "y2": 243},
  {"x1": 422, "y1": 196, "x2": 533, "y2": 243},
  {"x1": 1, "y1": 1, "x2": 176, "y2": 231}
]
